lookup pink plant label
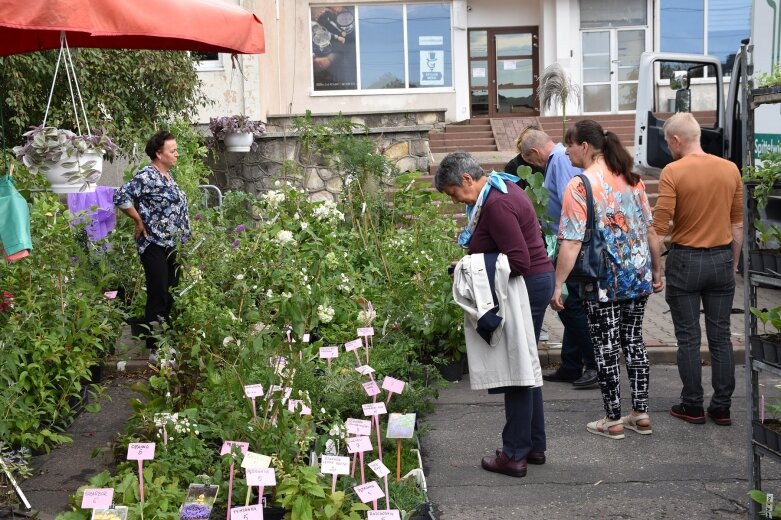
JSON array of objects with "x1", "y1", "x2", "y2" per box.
[
  {"x1": 287, "y1": 400, "x2": 312, "y2": 415},
  {"x1": 368, "y1": 459, "x2": 390, "y2": 479},
  {"x1": 381, "y1": 377, "x2": 405, "y2": 394},
  {"x1": 127, "y1": 443, "x2": 155, "y2": 460},
  {"x1": 302, "y1": 333, "x2": 311, "y2": 343},
  {"x1": 353, "y1": 481, "x2": 385, "y2": 503},
  {"x1": 319, "y1": 346, "x2": 339, "y2": 359},
  {"x1": 320, "y1": 455, "x2": 351, "y2": 475},
  {"x1": 367, "y1": 511, "x2": 401, "y2": 520},
  {"x1": 103, "y1": 291, "x2": 118, "y2": 299},
  {"x1": 362, "y1": 402, "x2": 387, "y2": 416},
  {"x1": 357, "y1": 327, "x2": 375, "y2": 337},
  {"x1": 345, "y1": 418, "x2": 372, "y2": 436},
  {"x1": 230, "y1": 505, "x2": 262, "y2": 520},
  {"x1": 244, "y1": 384, "x2": 264, "y2": 398},
  {"x1": 220, "y1": 441, "x2": 250, "y2": 456},
  {"x1": 81, "y1": 488, "x2": 114, "y2": 509},
  {"x1": 345, "y1": 339, "x2": 363, "y2": 352},
  {"x1": 346, "y1": 435, "x2": 373, "y2": 454},
  {"x1": 246, "y1": 468, "x2": 276, "y2": 487},
  {"x1": 355, "y1": 365, "x2": 375, "y2": 376},
  {"x1": 362, "y1": 381, "x2": 380, "y2": 397}
]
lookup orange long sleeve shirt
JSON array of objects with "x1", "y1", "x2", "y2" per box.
[{"x1": 652, "y1": 153, "x2": 743, "y2": 247}]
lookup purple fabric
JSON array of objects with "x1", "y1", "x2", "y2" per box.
[{"x1": 67, "y1": 186, "x2": 117, "y2": 240}]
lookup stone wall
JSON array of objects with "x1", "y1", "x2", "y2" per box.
[{"x1": 208, "y1": 109, "x2": 445, "y2": 201}]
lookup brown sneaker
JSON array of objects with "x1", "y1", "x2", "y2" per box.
[
  {"x1": 481, "y1": 452, "x2": 527, "y2": 477},
  {"x1": 707, "y1": 406, "x2": 731, "y2": 426}
]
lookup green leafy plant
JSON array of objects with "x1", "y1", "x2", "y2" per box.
[
  {"x1": 749, "y1": 489, "x2": 781, "y2": 518},
  {"x1": 751, "y1": 306, "x2": 781, "y2": 336},
  {"x1": 276, "y1": 465, "x2": 369, "y2": 520},
  {"x1": 756, "y1": 64, "x2": 781, "y2": 88},
  {"x1": 744, "y1": 150, "x2": 781, "y2": 210}
]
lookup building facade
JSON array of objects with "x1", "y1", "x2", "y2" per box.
[{"x1": 195, "y1": 0, "x2": 752, "y2": 124}]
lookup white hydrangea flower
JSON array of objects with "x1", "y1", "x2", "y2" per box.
[
  {"x1": 281, "y1": 291, "x2": 292, "y2": 299},
  {"x1": 266, "y1": 289, "x2": 273, "y2": 298},
  {"x1": 260, "y1": 190, "x2": 286, "y2": 210},
  {"x1": 301, "y1": 221, "x2": 309, "y2": 230},
  {"x1": 235, "y1": 274, "x2": 245, "y2": 280},
  {"x1": 274, "y1": 230, "x2": 295, "y2": 246},
  {"x1": 317, "y1": 304, "x2": 335, "y2": 323}
]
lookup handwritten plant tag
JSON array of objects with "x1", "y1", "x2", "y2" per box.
[
  {"x1": 386, "y1": 413, "x2": 416, "y2": 439},
  {"x1": 368, "y1": 459, "x2": 390, "y2": 479},
  {"x1": 366, "y1": 511, "x2": 401, "y2": 520},
  {"x1": 267, "y1": 385, "x2": 292, "y2": 403},
  {"x1": 103, "y1": 291, "x2": 118, "y2": 299},
  {"x1": 287, "y1": 399, "x2": 312, "y2": 415},
  {"x1": 362, "y1": 381, "x2": 380, "y2": 397},
  {"x1": 244, "y1": 384, "x2": 264, "y2": 398},
  {"x1": 345, "y1": 339, "x2": 363, "y2": 352},
  {"x1": 362, "y1": 402, "x2": 387, "y2": 416},
  {"x1": 381, "y1": 377, "x2": 405, "y2": 395},
  {"x1": 355, "y1": 365, "x2": 375, "y2": 376},
  {"x1": 220, "y1": 441, "x2": 250, "y2": 456},
  {"x1": 302, "y1": 333, "x2": 311, "y2": 343},
  {"x1": 246, "y1": 468, "x2": 276, "y2": 487},
  {"x1": 346, "y1": 436, "x2": 373, "y2": 454},
  {"x1": 91, "y1": 506, "x2": 128, "y2": 520},
  {"x1": 345, "y1": 418, "x2": 372, "y2": 436},
  {"x1": 319, "y1": 346, "x2": 339, "y2": 359},
  {"x1": 127, "y1": 443, "x2": 155, "y2": 460},
  {"x1": 320, "y1": 455, "x2": 351, "y2": 475},
  {"x1": 353, "y1": 481, "x2": 385, "y2": 503},
  {"x1": 230, "y1": 505, "x2": 262, "y2": 520},
  {"x1": 357, "y1": 327, "x2": 375, "y2": 337},
  {"x1": 81, "y1": 488, "x2": 114, "y2": 509},
  {"x1": 241, "y1": 451, "x2": 272, "y2": 469}
]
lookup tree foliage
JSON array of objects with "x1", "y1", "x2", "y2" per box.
[{"x1": 1, "y1": 49, "x2": 209, "y2": 156}]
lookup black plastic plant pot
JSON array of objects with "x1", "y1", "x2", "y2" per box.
[{"x1": 435, "y1": 358, "x2": 464, "y2": 382}]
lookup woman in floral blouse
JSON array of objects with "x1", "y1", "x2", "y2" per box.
[
  {"x1": 114, "y1": 130, "x2": 191, "y2": 354},
  {"x1": 550, "y1": 119, "x2": 663, "y2": 441}
]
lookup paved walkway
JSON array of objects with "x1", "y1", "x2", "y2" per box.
[{"x1": 539, "y1": 273, "x2": 781, "y2": 366}]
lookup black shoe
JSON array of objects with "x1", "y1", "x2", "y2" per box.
[
  {"x1": 670, "y1": 403, "x2": 706, "y2": 424},
  {"x1": 707, "y1": 406, "x2": 731, "y2": 426},
  {"x1": 572, "y1": 368, "x2": 598, "y2": 388},
  {"x1": 495, "y1": 449, "x2": 546, "y2": 465},
  {"x1": 542, "y1": 369, "x2": 581, "y2": 383}
]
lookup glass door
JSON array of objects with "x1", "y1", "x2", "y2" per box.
[
  {"x1": 469, "y1": 27, "x2": 538, "y2": 117},
  {"x1": 581, "y1": 28, "x2": 646, "y2": 113}
]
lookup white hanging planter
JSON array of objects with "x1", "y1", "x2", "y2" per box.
[
  {"x1": 224, "y1": 131, "x2": 254, "y2": 152},
  {"x1": 43, "y1": 150, "x2": 103, "y2": 193}
]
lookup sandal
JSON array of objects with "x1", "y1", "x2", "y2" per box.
[
  {"x1": 622, "y1": 412, "x2": 652, "y2": 435},
  {"x1": 586, "y1": 417, "x2": 624, "y2": 439}
]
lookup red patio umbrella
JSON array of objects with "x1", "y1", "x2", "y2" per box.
[{"x1": 0, "y1": 0, "x2": 265, "y2": 56}]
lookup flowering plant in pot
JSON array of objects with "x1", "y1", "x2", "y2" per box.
[
  {"x1": 12, "y1": 125, "x2": 118, "y2": 193},
  {"x1": 208, "y1": 115, "x2": 266, "y2": 152}
]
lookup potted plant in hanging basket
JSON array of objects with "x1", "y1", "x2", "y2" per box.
[
  {"x1": 12, "y1": 126, "x2": 117, "y2": 194},
  {"x1": 208, "y1": 115, "x2": 266, "y2": 153}
]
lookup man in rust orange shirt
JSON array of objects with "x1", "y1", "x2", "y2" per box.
[{"x1": 653, "y1": 112, "x2": 743, "y2": 427}]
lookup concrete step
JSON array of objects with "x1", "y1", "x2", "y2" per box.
[
  {"x1": 429, "y1": 144, "x2": 498, "y2": 153},
  {"x1": 430, "y1": 138, "x2": 496, "y2": 149},
  {"x1": 439, "y1": 124, "x2": 493, "y2": 133},
  {"x1": 430, "y1": 131, "x2": 494, "y2": 141}
]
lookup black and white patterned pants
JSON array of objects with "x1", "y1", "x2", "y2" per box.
[{"x1": 584, "y1": 297, "x2": 650, "y2": 420}]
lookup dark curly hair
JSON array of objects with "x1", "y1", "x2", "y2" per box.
[{"x1": 145, "y1": 130, "x2": 175, "y2": 161}]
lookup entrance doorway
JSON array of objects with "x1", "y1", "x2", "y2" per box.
[
  {"x1": 581, "y1": 28, "x2": 647, "y2": 113},
  {"x1": 468, "y1": 27, "x2": 539, "y2": 118}
]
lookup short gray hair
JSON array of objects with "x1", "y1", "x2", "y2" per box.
[{"x1": 434, "y1": 151, "x2": 484, "y2": 192}]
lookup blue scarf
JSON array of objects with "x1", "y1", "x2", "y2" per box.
[{"x1": 457, "y1": 171, "x2": 519, "y2": 248}]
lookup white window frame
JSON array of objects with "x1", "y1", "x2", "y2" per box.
[
  {"x1": 193, "y1": 52, "x2": 224, "y2": 72},
  {"x1": 309, "y1": 2, "x2": 455, "y2": 96}
]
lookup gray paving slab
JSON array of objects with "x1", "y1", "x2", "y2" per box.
[
  {"x1": 421, "y1": 365, "x2": 781, "y2": 519},
  {"x1": 18, "y1": 378, "x2": 140, "y2": 520}
]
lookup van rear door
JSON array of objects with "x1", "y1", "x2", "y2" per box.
[{"x1": 634, "y1": 52, "x2": 725, "y2": 176}]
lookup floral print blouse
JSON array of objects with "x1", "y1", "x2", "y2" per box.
[
  {"x1": 113, "y1": 165, "x2": 191, "y2": 255},
  {"x1": 558, "y1": 169, "x2": 653, "y2": 302}
]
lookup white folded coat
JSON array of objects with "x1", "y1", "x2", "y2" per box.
[{"x1": 452, "y1": 253, "x2": 543, "y2": 390}]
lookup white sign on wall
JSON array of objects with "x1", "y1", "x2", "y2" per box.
[{"x1": 420, "y1": 50, "x2": 444, "y2": 86}]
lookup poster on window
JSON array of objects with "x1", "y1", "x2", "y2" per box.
[
  {"x1": 420, "y1": 50, "x2": 444, "y2": 86},
  {"x1": 311, "y1": 6, "x2": 357, "y2": 91}
]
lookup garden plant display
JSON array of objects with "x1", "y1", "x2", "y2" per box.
[{"x1": 4, "y1": 116, "x2": 463, "y2": 519}]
